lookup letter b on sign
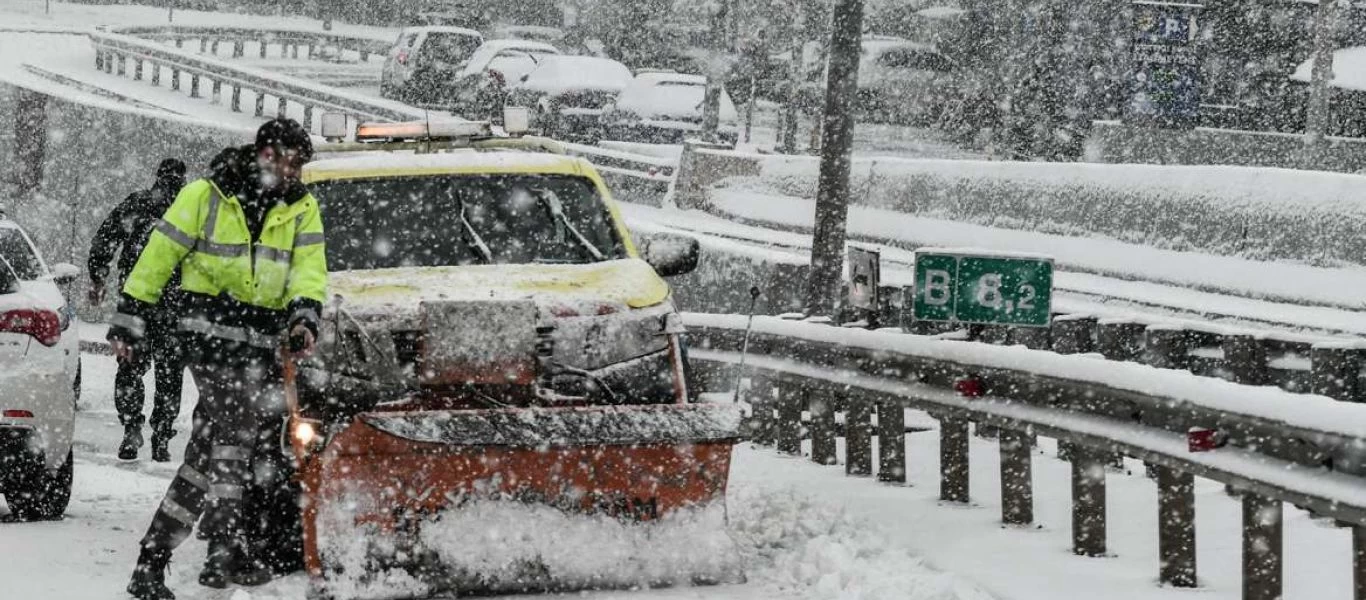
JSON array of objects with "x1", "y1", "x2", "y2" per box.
[{"x1": 912, "y1": 254, "x2": 958, "y2": 321}]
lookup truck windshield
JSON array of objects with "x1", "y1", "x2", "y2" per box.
[{"x1": 311, "y1": 173, "x2": 626, "y2": 271}]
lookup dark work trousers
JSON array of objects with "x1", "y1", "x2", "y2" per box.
[
  {"x1": 114, "y1": 316, "x2": 184, "y2": 439},
  {"x1": 138, "y1": 358, "x2": 285, "y2": 554}
]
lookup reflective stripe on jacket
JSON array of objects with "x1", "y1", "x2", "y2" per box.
[{"x1": 123, "y1": 179, "x2": 327, "y2": 315}]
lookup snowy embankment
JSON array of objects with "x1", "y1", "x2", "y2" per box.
[
  {"x1": 715, "y1": 152, "x2": 1366, "y2": 268},
  {"x1": 709, "y1": 186, "x2": 1366, "y2": 310},
  {"x1": 621, "y1": 203, "x2": 1366, "y2": 338}
]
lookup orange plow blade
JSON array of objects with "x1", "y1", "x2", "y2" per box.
[{"x1": 298, "y1": 403, "x2": 744, "y2": 599}]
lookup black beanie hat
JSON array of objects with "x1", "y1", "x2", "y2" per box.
[{"x1": 255, "y1": 118, "x2": 314, "y2": 163}]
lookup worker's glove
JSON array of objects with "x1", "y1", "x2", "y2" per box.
[
  {"x1": 87, "y1": 285, "x2": 105, "y2": 307},
  {"x1": 110, "y1": 339, "x2": 136, "y2": 361},
  {"x1": 107, "y1": 295, "x2": 151, "y2": 362},
  {"x1": 288, "y1": 323, "x2": 316, "y2": 359}
]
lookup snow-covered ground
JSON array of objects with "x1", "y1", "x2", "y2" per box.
[{"x1": 3, "y1": 353, "x2": 1357, "y2": 600}]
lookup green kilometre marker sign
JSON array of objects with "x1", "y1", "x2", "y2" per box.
[{"x1": 912, "y1": 248, "x2": 1054, "y2": 327}]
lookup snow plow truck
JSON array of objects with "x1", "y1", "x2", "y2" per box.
[{"x1": 287, "y1": 119, "x2": 744, "y2": 599}]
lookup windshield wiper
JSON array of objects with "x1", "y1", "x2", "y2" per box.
[
  {"x1": 457, "y1": 199, "x2": 493, "y2": 264},
  {"x1": 536, "y1": 190, "x2": 605, "y2": 262}
]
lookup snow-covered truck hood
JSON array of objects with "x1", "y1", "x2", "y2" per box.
[{"x1": 329, "y1": 258, "x2": 671, "y2": 317}]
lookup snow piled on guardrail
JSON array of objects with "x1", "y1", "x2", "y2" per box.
[
  {"x1": 711, "y1": 152, "x2": 1366, "y2": 268},
  {"x1": 685, "y1": 312, "x2": 1366, "y2": 439}
]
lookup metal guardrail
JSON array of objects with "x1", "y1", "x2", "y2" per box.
[
  {"x1": 86, "y1": 27, "x2": 425, "y2": 130},
  {"x1": 110, "y1": 25, "x2": 391, "y2": 62},
  {"x1": 684, "y1": 312, "x2": 1366, "y2": 600}
]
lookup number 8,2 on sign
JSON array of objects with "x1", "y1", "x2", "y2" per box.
[{"x1": 911, "y1": 248, "x2": 1054, "y2": 327}]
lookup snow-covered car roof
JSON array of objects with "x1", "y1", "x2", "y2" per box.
[
  {"x1": 400, "y1": 26, "x2": 484, "y2": 39},
  {"x1": 303, "y1": 149, "x2": 589, "y2": 184},
  {"x1": 463, "y1": 39, "x2": 562, "y2": 77},
  {"x1": 613, "y1": 73, "x2": 738, "y2": 123},
  {"x1": 517, "y1": 56, "x2": 634, "y2": 95}
]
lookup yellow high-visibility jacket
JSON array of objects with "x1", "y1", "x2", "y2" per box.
[{"x1": 118, "y1": 178, "x2": 327, "y2": 348}]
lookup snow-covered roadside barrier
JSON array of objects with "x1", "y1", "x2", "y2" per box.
[
  {"x1": 685, "y1": 312, "x2": 1366, "y2": 439},
  {"x1": 705, "y1": 150, "x2": 1366, "y2": 269}
]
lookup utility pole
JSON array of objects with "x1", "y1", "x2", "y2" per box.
[
  {"x1": 803, "y1": 0, "x2": 864, "y2": 317},
  {"x1": 1304, "y1": 0, "x2": 1339, "y2": 163},
  {"x1": 700, "y1": 0, "x2": 731, "y2": 143}
]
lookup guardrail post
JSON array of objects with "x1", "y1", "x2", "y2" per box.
[
  {"x1": 360, "y1": 49, "x2": 371, "y2": 62},
  {"x1": 292, "y1": 44, "x2": 300, "y2": 59},
  {"x1": 877, "y1": 401, "x2": 906, "y2": 483},
  {"x1": 233, "y1": 41, "x2": 244, "y2": 58},
  {"x1": 1157, "y1": 465, "x2": 1197, "y2": 587},
  {"x1": 1354, "y1": 525, "x2": 1365, "y2": 600},
  {"x1": 255, "y1": 91, "x2": 265, "y2": 117},
  {"x1": 189, "y1": 74, "x2": 200, "y2": 98},
  {"x1": 175, "y1": 37, "x2": 184, "y2": 48},
  {"x1": 95, "y1": 49, "x2": 104, "y2": 71},
  {"x1": 303, "y1": 105, "x2": 314, "y2": 131},
  {"x1": 133, "y1": 59, "x2": 144, "y2": 81},
  {"x1": 1312, "y1": 344, "x2": 1361, "y2": 402},
  {"x1": 1050, "y1": 315, "x2": 1096, "y2": 355},
  {"x1": 116, "y1": 54, "x2": 126, "y2": 76},
  {"x1": 151, "y1": 62, "x2": 161, "y2": 86},
  {"x1": 1144, "y1": 326, "x2": 1189, "y2": 370},
  {"x1": 845, "y1": 398, "x2": 873, "y2": 476},
  {"x1": 776, "y1": 385, "x2": 803, "y2": 456},
  {"x1": 104, "y1": 51, "x2": 115, "y2": 74},
  {"x1": 308, "y1": 43, "x2": 316, "y2": 59},
  {"x1": 940, "y1": 416, "x2": 970, "y2": 503},
  {"x1": 211, "y1": 79, "x2": 222, "y2": 104},
  {"x1": 745, "y1": 378, "x2": 776, "y2": 446},
  {"x1": 230, "y1": 85, "x2": 242, "y2": 112},
  {"x1": 809, "y1": 393, "x2": 837, "y2": 466},
  {"x1": 211, "y1": 40, "x2": 220, "y2": 55},
  {"x1": 1097, "y1": 320, "x2": 1145, "y2": 362},
  {"x1": 260, "y1": 39, "x2": 268, "y2": 58},
  {"x1": 277, "y1": 97, "x2": 288, "y2": 118},
  {"x1": 999, "y1": 428, "x2": 1033, "y2": 525},
  {"x1": 1072, "y1": 446, "x2": 1108, "y2": 556},
  {"x1": 199, "y1": 38, "x2": 207, "y2": 53},
  {"x1": 1242, "y1": 493, "x2": 1282, "y2": 600},
  {"x1": 170, "y1": 67, "x2": 180, "y2": 91},
  {"x1": 1223, "y1": 334, "x2": 1268, "y2": 386}
]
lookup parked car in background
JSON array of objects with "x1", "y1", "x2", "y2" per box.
[
  {"x1": 506, "y1": 55, "x2": 634, "y2": 142},
  {"x1": 0, "y1": 216, "x2": 81, "y2": 521},
  {"x1": 601, "y1": 71, "x2": 739, "y2": 144},
  {"x1": 855, "y1": 37, "x2": 958, "y2": 124},
  {"x1": 410, "y1": 39, "x2": 561, "y2": 121},
  {"x1": 380, "y1": 26, "x2": 485, "y2": 102},
  {"x1": 491, "y1": 24, "x2": 566, "y2": 48}
]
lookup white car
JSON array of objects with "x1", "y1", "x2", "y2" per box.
[
  {"x1": 506, "y1": 55, "x2": 634, "y2": 142},
  {"x1": 0, "y1": 217, "x2": 81, "y2": 521},
  {"x1": 601, "y1": 72, "x2": 739, "y2": 144},
  {"x1": 380, "y1": 26, "x2": 485, "y2": 100},
  {"x1": 855, "y1": 37, "x2": 958, "y2": 124}
]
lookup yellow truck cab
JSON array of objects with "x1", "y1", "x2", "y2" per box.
[{"x1": 297, "y1": 121, "x2": 702, "y2": 418}]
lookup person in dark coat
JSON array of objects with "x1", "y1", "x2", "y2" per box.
[{"x1": 89, "y1": 158, "x2": 187, "y2": 462}]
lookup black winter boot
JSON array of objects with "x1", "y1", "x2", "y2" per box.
[
  {"x1": 149, "y1": 430, "x2": 173, "y2": 463},
  {"x1": 198, "y1": 541, "x2": 231, "y2": 589},
  {"x1": 118, "y1": 424, "x2": 144, "y2": 460},
  {"x1": 127, "y1": 546, "x2": 175, "y2": 600},
  {"x1": 229, "y1": 540, "x2": 273, "y2": 587}
]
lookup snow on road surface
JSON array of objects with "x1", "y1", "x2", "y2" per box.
[{"x1": 0, "y1": 354, "x2": 991, "y2": 600}]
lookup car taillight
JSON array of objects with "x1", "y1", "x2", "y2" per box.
[
  {"x1": 2, "y1": 410, "x2": 33, "y2": 418},
  {"x1": 0, "y1": 309, "x2": 60, "y2": 346},
  {"x1": 397, "y1": 50, "x2": 409, "y2": 65}
]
